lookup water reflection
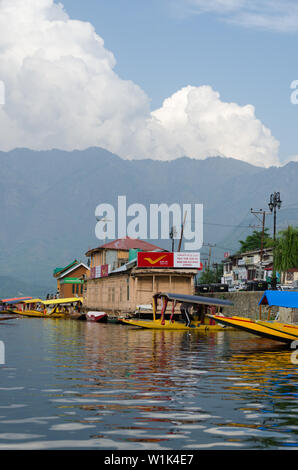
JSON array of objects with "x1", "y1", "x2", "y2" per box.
[{"x1": 0, "y1": 319, "x2": 297, "y2": 449}]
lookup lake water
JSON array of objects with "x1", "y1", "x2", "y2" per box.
[{"x1": 0, "y1": 316, "x2": 297, "y2": 450}]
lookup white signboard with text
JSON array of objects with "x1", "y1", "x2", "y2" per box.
[{"x1": 173, "y1": 252, "x2": 201, "y2": 268}]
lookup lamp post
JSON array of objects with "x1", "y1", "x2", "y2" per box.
[{"x1": 268, "y1": 192, "x2": 282, "y2": 290}]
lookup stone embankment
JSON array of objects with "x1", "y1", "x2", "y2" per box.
[
  {"x1": 204, "y1": 291, "x2": 298, "y2": 323},
  {"x1": 203, "y1": 291, "x2": 277, "y2": 319}
]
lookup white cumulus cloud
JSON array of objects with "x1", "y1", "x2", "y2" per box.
[
  {"x1": 0, "y1": 0, "x2": 280, "y2": 167},
  {"x1": 131, "y1": 86, "x2": 279, "y2": 167}
]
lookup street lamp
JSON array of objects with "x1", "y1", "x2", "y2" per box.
[{"x1": 268, "y1": 192, "x2": 282, "y2": 290}]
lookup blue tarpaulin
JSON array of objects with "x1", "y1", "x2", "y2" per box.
[{"x1": 259, "y1": 290, "x2": 298, "y2": 308}]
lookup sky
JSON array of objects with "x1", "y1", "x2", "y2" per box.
[{"x1": 0, "y1": 0, "x2": 297, "y2": 167}]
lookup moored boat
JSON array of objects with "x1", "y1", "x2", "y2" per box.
[
  {"x1": 0, "y1": 297, "x2": 33, "y2": 314},
  {"x1": 15, "y1": 297, "x2": 83, "y2": 318},
  {"x1": 121, "y1": 292, "x2": 234, "y2": 331},
  {"x1": 86, "y1": 311, "x2": 108, "y2": 323},
  {"x1": 209, "y1": 290, "x2": 298, "y2": 346},
  {"x1": 0, "y1": 315, "x2": 18, "y2": 321}
]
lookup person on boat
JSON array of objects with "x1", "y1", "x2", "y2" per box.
[
  {"x1": 193, "y1": 304, "x2": 205, "y2": 325},
  {"x1": 180, "y1": 302, "x2": 193, "y2": 327}
]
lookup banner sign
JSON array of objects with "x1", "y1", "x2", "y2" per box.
[
  {"x1": 100, "y1": 264, "x2": 109, "y2": 277},
  {"x1": 137, "y1": 252, "x2": 174, "y2": 268},
  {"x1": 137, "y1": 252, "x2": 202, "y2": 269},
  {"x1": 91, "y1": 264, "x2": 110, "y2": 279},
  {"x1": 174, "y1": 252, "x2": 201, "y2": 268}
]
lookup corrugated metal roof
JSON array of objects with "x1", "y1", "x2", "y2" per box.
[
  {"x1": 58, "y1": 262, "x2": 89, "y2": 280},
  {"x1": 53, "y1": 260, "x2": 78, "y2": 277},
  {"x1": 86, "y1": 237, "x2": 166, "y2": 256}
]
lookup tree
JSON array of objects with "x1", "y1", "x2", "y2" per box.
[
  {"x1": 274, "y1": 226, "x2": 298, "y2": 282},
  {"x1": 198, "y1": 264, "x2": 223, "y2": 284},
  {"x1": 198, "y1": 269, "x2": 217, "y2": 284},
  {"x1": 238, "y1": 229, "x2": 273, "y2": 253}
]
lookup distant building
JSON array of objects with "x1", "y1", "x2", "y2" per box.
[
  {"x1": 84, "y1": 258, "x2": 198, "y2": 315},
  {"x1": 84, "y1": 237, "x2": 198, "y2": 315},
  {"x1": 283, "y1": 268, "x2": 298, "y2": 287},
  {"x1": 85, "y1": 237, "x2": 167, "y2": 277},
  {"x1": 53, "y1": 260, "x2": 90, "y2": 298},
  {"x1": 222, "y1": 248, "x2": 273, "y2": 286}
]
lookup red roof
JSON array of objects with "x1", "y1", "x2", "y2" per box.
[{"x1": 86, "y1": 237, "x2": 166, "y2": 256}]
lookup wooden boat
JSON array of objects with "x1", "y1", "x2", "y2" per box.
[
  {"x1": 0, "y1": 297, "x2": 33, "y2": 314},
  {"x1": 209, "y1": 291, "x2": 298, "y2": 345},
  {"x1": 86, "y1": 311, "x2": 108, "y2": 323},
  {"x1": 15, "y1": 297, "x2": 83, "y2": 319},
  {"x1": 0, "y1": 315, "x2": 18, "y2": 321},
  {"x1": 121, "y1": 292, "x2": 234, "y2": 331}
]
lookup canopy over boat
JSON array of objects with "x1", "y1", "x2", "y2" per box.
[
  {"x1": 43, "y1": 297, "x2": 83, "y2": 305},
  {"x1": 23, "y1": 298, "x2": 43, "y2": 304},
  {"x1": 1, "y1": 297, "x2": 32, "y2": 304},
  {"x1": 153, "y1": 292, "x2": 234, "y2": 307},
  {"x1": 259, "y1": 290, "x2": 298, "y2": 308}
]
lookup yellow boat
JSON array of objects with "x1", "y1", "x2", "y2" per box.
[
  {"x1": 257, "y1": 320, "x2": 298, "y2": 338},
  {"x1": 121, "y1": 292, "x2": 234, "y2": 331},
  {"x1": 16, "y1": 297, "x2": 83, "y2": 318},
  {"x1": 209, "y1": 290, "x2": 298, "y2": 345},
  {"x1": 0, "y1": 297, "x2": 33, "y2": 314}
]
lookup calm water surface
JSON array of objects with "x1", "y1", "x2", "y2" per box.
[{"x1": 0, "y1": 316, "x2": 297, "y2": 450}]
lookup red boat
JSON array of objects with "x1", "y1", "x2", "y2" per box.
[{"x1": 86, "y1": 311, "x2": 108, "y2": 323}]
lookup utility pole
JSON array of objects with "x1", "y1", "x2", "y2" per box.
[
  {"x1": 169, "y1": 226, "x2": 177, "y2": 252},
  {"x1": 250, "y1": 208, "x2": 271, "y2": 274},
  {"x1": 178, "y1": 211, "x2": 187, "y2": 252},
  {"x1": 268, "y1": 192, "x2": 282, "y2": 290},
  {"x1": 203, "y1": 243, "x2": 216, "y2": 270}
]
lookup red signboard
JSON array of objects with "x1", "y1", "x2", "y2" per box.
[
  {"x1": 137, "y1": 252, "x2": 202, "y2": 269},
  {"x1": 138, "y1": 252, "x2": 174, "y2": 268}
]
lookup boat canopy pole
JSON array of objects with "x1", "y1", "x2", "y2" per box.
[
  {"x1": 170, "y1": 300, "x2": 176, "y2": 324},
  {"x1": 160, "y1": 296, "x2": 168, "y2": 325},
  {"x1": 153, "y1": 295, "x2": 157, "y2": 321}
]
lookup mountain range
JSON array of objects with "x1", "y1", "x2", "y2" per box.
[{"x1": 0, "y1": 147, "x2": 297, "y2": 297}]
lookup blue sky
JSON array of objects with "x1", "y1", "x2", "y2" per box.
[
  {"x1": 0, "y1": 0, "x2": 296, "y2": 166},
  {"x1": 59, "y1": 0, "x2": 298, "y2": 163}
]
